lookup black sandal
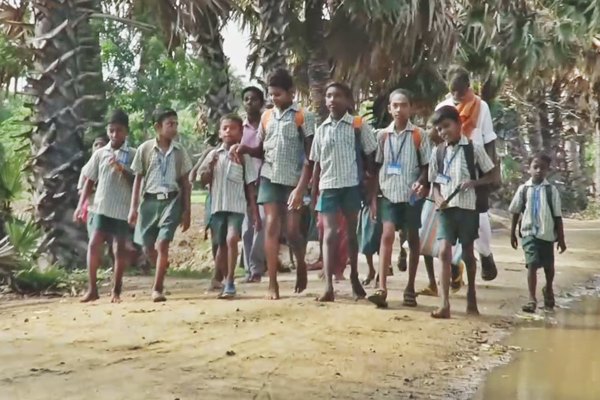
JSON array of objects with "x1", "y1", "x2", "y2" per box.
[
  {"x1": 367, "y1": 290, "x2": 388, "y2": 308},
  {"x1": 522, "y1": 301, "x2": 537, "y2": 313},
  {"x1": 403, "y1": 290, "x2": 417, "y2": 307}
]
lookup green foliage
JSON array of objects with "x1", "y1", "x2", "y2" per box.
[
  {"x1": 4, "y1": 217, "x2": 43, "y2": 263},
  {"x1": 13, "y1": 266, "x2": 69, "y2": 293}
]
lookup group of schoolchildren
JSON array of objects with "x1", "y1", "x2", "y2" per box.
[{"x1": 75, "y1": 66, "x2": 567, "y2": 318}]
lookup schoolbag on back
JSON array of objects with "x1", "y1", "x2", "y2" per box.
[
  {"x1": 435, "y1": 141, "x2": 489, "y2": 213},
  {"x1": 261, "y1": 107, "x2": 308, "y2": 167},
  {"x1": 381, "y1": 127, "x2": 424, "y2": 166},
  {"x1": 520, "y1": 185, "x2": 556, "y2": 217}
]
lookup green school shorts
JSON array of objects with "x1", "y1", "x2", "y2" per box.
[
  {"x1": 379, "y1": 197, "x2": 424, "y2": 232},
  {"x1": 257, "y1": 177, "x2": 294, "y2": 205},
  {"x1": 522, "y1": 235, "x2": 555, "y2": 269},
  {"x1": 316, "y1": 186, "x2": 362, "y2": 214},
  {"x1": 89, "y1": 213, "x2": 130, "y2": 238},
  {"x1": 134, "y1": 196, "x2": 182, "y2": 247},
  {"x1": 209, "y1": 211, "x2": 244, "y2": 247},
  {"x1": 437, "y1": 207, "x2": 479, "y2": 245}
]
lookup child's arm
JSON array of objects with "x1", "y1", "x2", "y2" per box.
[
  {"x1": 73, "y1": 178, "x2": 95, "y2": 223},
  {"x1": 245, "y1": 182, "x2": 261, "y2": 231},
  {"x1": 432, "y1": 183, "x2": 445, "y2": 209},
  {"x1": 289, "y1": 136, "x2": 314, "y2": 210},
  {"x1": 555, "y1": 217, "x2": 566, "y2": 253},
  {"x1": 179, "y1": 175, "x2": 191, "y2": 232},
  {"x1": 198, "y1": 151, "x2": 219, "y2": 187},
  {"x1": 128, "y1": 174, "x2": 143, "y2": 226},
  {"x1": 510, "y1": 214, "x2": 520, "y2": 249},
  {"x1": 310, "y1": 162, "x2": 321, "y2": 210}
]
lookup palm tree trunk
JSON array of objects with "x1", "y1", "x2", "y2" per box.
[
  {"x1": 253, "y1": 0, "x2": 292, "y2": 82},
  {"x1": 305, "y1": 0, "x2": 329, "y2": 122},
  {"x1": 595, "y1": 87, "x2": 600, "y2": 199},
  {"x1": 28, "y1": 0, "x2": 106, "y2": 269}
]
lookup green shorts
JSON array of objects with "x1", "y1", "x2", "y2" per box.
[
  {"x1": 379, "y1": 197, "x2": 424, "y2": 231},
  {"x1": 437, "y1": 207, "x2": 479, "y2": 245},
  {"x1": 89, "y1": 213, "x2": 130, "y2": 238},
  {"x1": 209, "y1": 212, "x2": 244, "y2": 246},
  {"x1": 522, "y1": 236, "x2": 554, "y2": 269},
  {"x1": 316, "y1": 186, "x2": 362, "y2": 214},
  {"x1": 257, "y1": 177, "x2": 294, "y2": 205},
  {"x1": 134, "y1": 196, "x2": 182, "y2": 247}
]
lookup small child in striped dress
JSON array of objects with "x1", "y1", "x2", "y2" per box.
[
  {"x1": 199, "y1": 114, "x2": 260, "y2": 298},
  {"x1": 509, "y1": 154, "x2": 566, "y2": 313}
]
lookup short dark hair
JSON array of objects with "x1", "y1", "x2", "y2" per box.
[
  {"x1": 152, "y1": 107, "x2": 178, "y2": 125},
  {"x1": 220, "y1": 113, "x2": 244, "y2": 130},
  {"x1": 326, "y1": 81, "x2": 353, "y2": 99},
  {"x1": 448, "y1": 65, "x2": 470, "y2": 92},
  {"x1": 242, "y1": 86, "x2": 265, "y2": 104},
  {"x1": 267, "y1": 68, "x2": 294, "y2": 91},
  {"x1": 389, "y1": 88, "x2": 413, "y2": 104},
  {"x1": 530, "y1": 153, "x2": 552, "y2": 167},
  {"x1": 107, "y1": 109, "x2": 129, "y2": 130},
  {"x1": 93, "y1": 135, "x2": 108, "y2": 145},
  {"x1": 431, "y1": 105, "x2": 461, "y2": 126}
]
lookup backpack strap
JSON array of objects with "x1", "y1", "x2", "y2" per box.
[
  {"x1": 435, "y1": 143, "x2": 446, "y2": 176},
  {"x1": 412, "y1": 127, "x2": 422, "y2": 167},
  {"x1": 353, "y1": 116, "x2": 364, "y2": 186},
  {"x1": 261, "y1": 109, "x2": 274, "y2": 132},
  {"x1": 463, "y1": 141, "x2": 477, "y2": 181},
  {"x1": 520, "y1": 185, "x2": 555, "y2": 218}
]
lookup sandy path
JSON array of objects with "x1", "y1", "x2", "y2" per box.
[{"x1": 1, "y1": 219, "x2": 599, "y2": 400}]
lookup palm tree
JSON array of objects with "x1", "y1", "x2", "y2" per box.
[{"x1": 28, "y1": 0, "x2": 106, "y2": 269}]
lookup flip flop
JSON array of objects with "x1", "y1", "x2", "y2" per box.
[
  {"x1": 362, "y1": 273, "x2": 375, "y2": 286},
  {"x1": 218, "y1": 283, "x2": 236, "y2": 299},
  {"x1": 417, "y1": 286, "x2": 438, "y2": 297},
  {"x1": 542, "y1": 286, "x2": 555, "y2": 309},
  {"x1": 367, "y1": 290, "x2": 388, "y2": 308},
  {"x1": 522, "y1": 301, "x2": 537, "y2": 313},
  {"x1": 403, "y1": 291, "x2": 417, "y2": 307}
]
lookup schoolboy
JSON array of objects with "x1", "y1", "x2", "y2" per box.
[
  {"x1": 199, "y1": 114, "x2": 260, "y2": 298},
  {"x1": 367, "y1": 89, "x2": 431, "y2": 308},
  {"x1": 128, "y1": 108, "x2": 193, "y2": 302},
  {"x1": 509, "y1": 154, "x2": 566, "y2": 312},
  {"x1": 231, "y1": 69, "x2": 316, "y2": 299},
  {"x1": 428, "y1": 105, "x2": 495, "y2": 319},
  {"x1": 74, "y1": 110, "x2": 135, "y2": 303}
]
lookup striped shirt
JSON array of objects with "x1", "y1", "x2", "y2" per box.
[
  {"x1": 376, "y1": 121, "x2": 432, "y2": 203},
  {"x1": 241, "y1": 119, "x2": 262, "y2": 177},
  {"x1": 310, "y1": 112, "x2": 377, "y2": 190},
  {"x1": 131, "y1": 139, "x2": 193, "y2": 194},
  {"x1": 83, "y1": 143, "x2": 136, "y2": 221},
  {"x1": 508, "y1": 179, "x2": 562, "y2": 242},
  {"x1": 259, "y1": 103, "x2": 316, "y2": 187},
  {"x1": 428, "y1": 136, "x2": 494, "y2": 211},
  {"x1": 202, "y1": 145, "x2": 258, "y2": 215},
  {"x1": 78, "y1": 160, "x2": 96, "y2": 212}
]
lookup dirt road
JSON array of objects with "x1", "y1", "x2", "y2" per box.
[{"x1": 1, "y1": 217, "x2": 599, "y2": 400}]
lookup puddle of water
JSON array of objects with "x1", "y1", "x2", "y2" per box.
[{"x1": 475, "y1": 295, "x2": 600, "y2": 400}]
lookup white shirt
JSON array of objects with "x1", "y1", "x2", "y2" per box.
[{"x1": 435, "y1": 95, "x2": 497, "y2": 146}]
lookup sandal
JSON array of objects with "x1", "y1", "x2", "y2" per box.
[
  {"x1": 218, "y1": 283, "x2": 236, "y2": 299},
  {"x1": 522, "y1": 301, "x2": 537, "y2": 313},
  {"x1": 362, "y1": 272, "x2": 375, "y2": 286},
  {"x1": 542, "y1": 286, "x2": 555, "y2": 310},
  {"x1": 403, "y1": 290, "x2": 417, "y2": 307},
  {"x1": 367, "y1": 289, "x2": 388, "y2": 308},
  {"x1": 417, "y1": 286, "x2": 438, "y2": 297}
]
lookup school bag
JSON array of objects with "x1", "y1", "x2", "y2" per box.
[
  {"x1": 435, "y1": 141, "x2": 490, "y2": 213},
  {"x1": 517, "y1": 184, "x2": 557, "y2": 240},
  {"x1": 380, "y1": 128, "x2": 424, "y2": 167}
]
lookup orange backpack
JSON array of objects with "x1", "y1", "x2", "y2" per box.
[{"x1": 382, "y1": 127, "x2": 424, "y2": 166}]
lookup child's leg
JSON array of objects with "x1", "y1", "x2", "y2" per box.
[
  {"x1": 431, "y1": 240, "x2": 452, "y2": 318},
  {"x1": 81, "y1": 230, "x2": 109, "y2": 302},
  {"x1": 398, "y1": 230, "x2": 407, "y2": 272},
  {"x1": 424, "y1": 255, "x2": 437, "y2": 290},
  {"x1": 318, "y1": 212, "x2": 338, "y2": 302},
  {"x1": 527, "y1": 265, "x2": 538, "y2": 305},
  {"x1": 461, "y1": 242, "x2": 479, "y2": 315},
  {"x1": 264, "y1": 203, "x2": 282, "y2": 299},
  {"x1": 344, "y1": 210, "x2": 366, "y2": 299},
  {"x1": 151, "y1": 239, "x2": 170, "y2": 302},
  {"x1": 377, "y1": 222, "x2": 396, "y2": 293},
  {"x1": 110, "y1": 236, "x2": 128, "y2": 303},
  {"x1": 336, "y1": 213, "x2": 348, "y2": 279},
  {"x1": 364, "y1": 253, "x2": 376, "y2": 284},
  {"x1": 543, "y1": 263, "x2": 555, "y2": 308},
  {"x1": 225, "y1": 226, "x2": 241, "y2": 286},
  {"x1": 403, "y1": 228, "x2": 420, "y2": 306},
  {"x1": 286, "y1": 209, "x2": 308, "y2": 293}
]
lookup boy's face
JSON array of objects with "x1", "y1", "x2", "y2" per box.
[
  {"x1": 435, "y1": 118, "x2": 462, "y2": 143},
  {"x1": 155, "y1": 116, "x2": 178, "y2": 140},
  {"x1": 93, "y1": 138, "x2": 107, "y2": 152},
  {"x1": 325, "y1": 86, "x2": 348, "y2": 117},
  {"x1": 243, "y1": 90, "x2": 263, "y2": 115},
  {"x1": 268, "y1": 86, "x2": 294, "y2": 110},
  {"x1": 529, "y1": 158, "x2": 549, "y2": 182},
  {"x1": 450, "y1": 81, "x2": 469, "y2": 104},
  {"x1": 107, "y1": 123, "x2": 128, "y2": 149},
  {"x1": 388, "y1": 93, "x2": 411, "y2": 124},
  {"x1": 219, "y1": 119, "x2": 243, "y2": 145}
]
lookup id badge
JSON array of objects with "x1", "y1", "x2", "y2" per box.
[
  {"x1": 386, "y1": 162, "x2": 402, "y2": 176},
  {"x1": 435, "y1": 174, "x2": 451, "y2": 185}
]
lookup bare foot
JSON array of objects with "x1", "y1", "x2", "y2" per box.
[
  {"x1": 431, "y1": 307, "x2": 451, "y2": 319},
  {"x1": 307, "y1": 260, "x2": 323, "y2": 271},
  {"x1": 80, "y1": 290, "x2": 99, "y2": 303},
  {"x1": 266, "y1": 282, "x2": 280, "y2": 300},
  {"x1": 151, "y1": 290, "x2": 167, "y2": 302},
  {"x1": 316, "y1": 290, "x2": 335, "y2": 302},
  {"x1": 350, "y1": 275, "x2": 366, "y2": 300},
  {"x1": 110, "y1": 292, "x2": 122, "y2": 303},
  {"x1": 295, "y1": 267, "x2": 307, "y2": 293},
  {"x1": 466, "y1": 291, "x2": 479, "y2": 315}
]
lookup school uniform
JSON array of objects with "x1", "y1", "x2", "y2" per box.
[
  {"x1": 309, "y1": 112, "x2": 377, "y2": 214},
  {"x1": 257, "y1": 103, "x2": 316, "y2": 204},
  {"x1": 201, "y1": 145, "x2": 258, "y2": 246},
  {"x1": 78, "y1": 160, "x2": 96, "y2": 237},
  {"x1": 508, "y1": 179, "x2": 562, "y2": 269},
  {"x1": 428, "y1": 135, "x2": 494, "y2": 245},
  {"x1": 376, "y1": 121, "x2": 431, "y2": 231},
  {"x1": 131, "y1": 139, "x2": 193, "y2": 246},
  {"x1": 83, "y1": 142, "x2": 136, "y2": 238}
]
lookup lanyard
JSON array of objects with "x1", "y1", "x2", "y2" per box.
[
  {"x1": 532, "y1": 186, "x2": 541, "y2": 235},
  {"x1": 443, "y1": 145, "x2": 463, "y2": 175},
  {"x1": 157, "y1": 149, "x2": 171, "y2": 187},
  {"x1": 387, "y1": 131, "x2": 408, "y2": 165}
]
